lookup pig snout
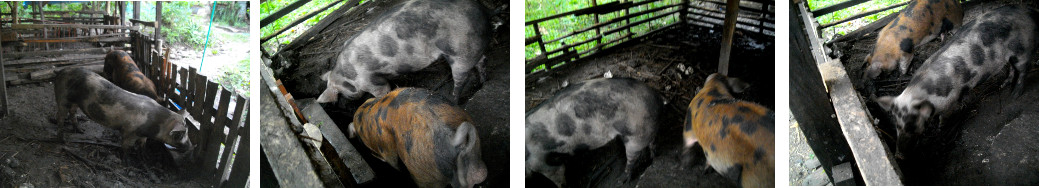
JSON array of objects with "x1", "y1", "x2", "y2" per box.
[{"x1": 453, "y1": 122, "x2": 487, "y2": 188}]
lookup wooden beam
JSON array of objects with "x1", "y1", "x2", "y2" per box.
[
  {"x1": 22, "y1": 37, "x2": 130, "y2": 43},
  {"x1": 3, "y1": 55, "x2": 106, "y2": 66},
  {"x1": 818, "y1": 1, "x2": 909, "y2": 30},
  {"x1": 797, "y1": 2, "x2": 904, "y2": 185},
  {"x1": 261, "y1": 0, "x2": 313, "y2": 28},
  {"x1": 810, "y1": 0, "x2": 870, "y2": 16},
  {"x1": 128, "y1": 19, "x2": 155, "y2": 27},
  {"x1": 3, "y1": 47, "x2": 128, "y2": 58},
  {"x1": 10, "y1": 24, "x2": 139, "y2": 30},
  {"x1": 133, "y1": 1, "x2": 140, "y2": 20},
  {"x1": 261, "y1": 0, "x2": 345, "y2": 43},
  {"x1": 718, "y1": 0, "x2": 741, "y2": 76},
  {"x1": 300, "y1": 100, "x2": 376, "y2": 185}
]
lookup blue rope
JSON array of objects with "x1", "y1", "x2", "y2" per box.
[{"x1": 200, "y1": 2, "x2": 216, "y2": 69}]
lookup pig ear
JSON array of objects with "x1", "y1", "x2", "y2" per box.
[
  {"x1": 726, "y1": 77, "x2": 750, "y2": 93},
  {"x1": 875, "y1": 96, "x2": 895, "y2": 111},
  {"x1": 914, "y1": 101, "x2": 934, "y2": 129},
  {"x1": 316, "y1": 88, "x2": 339, "y2": 103},
  {"x1": 452, "y1": 122, "x2": 478, "y2": 148},
  {"x1": 171, "y1": 130, "x2": 186, "y2": 140}
]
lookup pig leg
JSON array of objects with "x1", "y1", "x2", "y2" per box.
[
  {"x1": 680, "y1": 136, "x2": 700, "y2": 169},
  {"x1": 448, "y1": 56, "x2": 479, "y2": 103},
  {"x1": 366, "y1": 77, "x2": 392, "y2": 98},
  {"x1": 622, "y1": 136, "x2": 651, "y2": 181},
  {"x1": 1012, "y1": 55, "x2": 1031, "y2": 96},
  {"x1": 476, "y1": 56, "x2": 487, "y2": 83}
]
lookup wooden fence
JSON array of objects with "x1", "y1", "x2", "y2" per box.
[
  {"x1": 130, "y1": 30, "x2": 251, "y2": 187},
  {"x1": 524, "y1": 0, "x2": 774, "y2": 77}
]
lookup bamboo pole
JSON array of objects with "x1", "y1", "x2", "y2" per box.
[{"x1": 718, "y1": 0, "x2": 740, "y2": 76}]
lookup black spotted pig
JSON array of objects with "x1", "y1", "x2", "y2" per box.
[
  {"x1": 53, "y1": 67, "x2": 194, "y2": 155},
  {"x1": 876, "y1": 5, "x2": 1039, "y2": 158},
  {"x1": 864, "y1": 0, "x2": 963, "y2": 79},
  {"x1": 103, "y1": 50, "x2": 161, "y2": 103},
  {"x1": 683, "y1": 73, "x2": 774, "y2": 188},
  {"x1": 348, "y1": 88, "x2": 487, "y2": 188},
  {"x1": 525, "y1": 78, "x2": 662, "y2": 187},
  {"x1": 316, "y1": 0, "x2": 489, "y2": 103}
]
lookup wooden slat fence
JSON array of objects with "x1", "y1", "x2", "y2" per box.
[
  {"x1": 130, "y1": 29, "x2": 251, "y2": 187},
  {"x1": 524, "y1": 0, "x2": 774, "y2": 77}
]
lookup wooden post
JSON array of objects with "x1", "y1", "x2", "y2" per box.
[
  {"x1": 0, "y1": 38, "x2": 8, "y2": 118},
  {"x1": 133, "y1": 1, "x2": 140, "y2": 20},
  {"x1": 717, "y1": 0, "x2": 740, "y2": 76},
  {"x1": 155, "y1": 1, "x2": 162, "y2": 40},
  {"x1": 592, "y1": 0, "x2": 602, "y2": 52},
  {"x1": 680, "y1": 0, "x2": 689, "y2": 25},
  {"x1": 12, "y1": 1, "x2": 18, "y2": 25}
]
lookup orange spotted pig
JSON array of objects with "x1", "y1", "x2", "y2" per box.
[
  {"x1": 683, "y1": 73, "x2": 774, "y2": 188},
  {"x1": 864, "y1": 0, "x2": 963, "y2": 80},
  {"x1": 348, "y1": 87, "x2": 487, "y2": 188},
  {"x1": 103, "y1": 50, "x2": 161, "y2": 103}
]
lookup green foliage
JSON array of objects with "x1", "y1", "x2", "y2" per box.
[
  {"x1": 525, "y1": 0, "x2": 681, "y2": 73},
  {"x1": 808, "y1": 0, "x2": 904, "y2": 40},
  {"x1": 214, "y1": 58, "x2": 251, "y2": 97},
  {"x1": 160, "y1": 1, "x2": 209, "y2": 49},
  {"x1": 213, "y1": 1, "x2": 248, "y2": 27},
  {"x1": 260, "y1": 0, "x2": 361, "y2": 53}
]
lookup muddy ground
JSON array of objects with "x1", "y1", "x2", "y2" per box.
[
  {"x1": 829, "y1": 0, "x2": 1039, "y2": 185},
  {"x1": 0, "y1": 84, "x2": 207, "y2": 187},
  {"x1": 524, "y1": 25, "x2": 774, "y2": 187},
  {"x1": 264, "y1": 0, "x2": 510, "y2": 187}
]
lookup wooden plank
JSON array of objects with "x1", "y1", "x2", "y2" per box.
[
  {"x1": 10, "y1": 24, "x2": 138, "y2": 30},
  {"x1": 810, "y1": 0, "x2": 870, "y2": 16},
  {"x1": 3, "y1": 55, "x2": 106, "y2": 66},
  {"x1": 525, "y1": 0, "x2": 657, "y2": 24},
  {"x1": 3, "y1": 47, "x2": 128, "y2": 58},
  {"x1": 790, "y1": 1, "x2": 858, "y2": 185},
  {"x1": 216, "y1": 95, "x2": 247, "y2": 185},
  {"x1": 203, "y1": 82, "x2": 221, "y2": 127},
  {"x1": 539, "y1": 4, "x2": 680, "y2": 45},
  {"x1": 203, "y1": 89, "x2": 233, "y2": 175},
  {"x1": 261, "y1": 0, "x2": 345, "y2": 43},
  {"x1": 225, "y1": 116, "x2": 250, "y2": 187},
  {"x1": 128, "y1": 18, "x2": 155, "y2": 27},
  {"x1": 818, "y1": 1, "x2": 909, "y2": 29},
  {"x1": 260, "y1": 68, "x2": 333, "y2": 187},
  {"x1": 797, "y1": 2, "x2": 903, "y2": 185},
  {"x1": 155, "y1": 2, "x2": 162, "y2": 39},
  {"x1": 197, "y1": 82, "x2": 221, "y2": 156},
  {"x1": 300, "y1": 99, "x2": 376, "y2": 185},
  {"x1": 260, "y1": 0, "x2": 314, "y2": 28}
]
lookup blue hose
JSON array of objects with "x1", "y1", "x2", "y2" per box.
[{"x1": 200, "y1": 2, "x2": 216, "y2": 70}]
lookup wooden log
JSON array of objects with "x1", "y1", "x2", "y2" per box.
[
  {"x1": 261, "y1": 0, "x2": 346, "y2": 43},
  {"x1": 261, "y1": 0, "x2": 314, "y2": 28}
]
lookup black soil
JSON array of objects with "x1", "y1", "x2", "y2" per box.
[
  {"x1": 524, "y1": 25, "x2": 774, "y2": 187},
  {"x1": 268, "y1": 0, "x2": 510, "y2": 187},
  {"x1": 829, "y1": 1, "x2": 1039, "y2": 185},
  {"x1": 0, "y1": 84, "x2": 206, "y2": 187}
]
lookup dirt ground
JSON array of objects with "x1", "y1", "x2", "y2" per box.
[
  {"x1": 524, "y1": 25, "x2": 774, "y2": 187},
  {"x1": 829, "y1": 0, "x2": 1039, "y2": 185},
  {"x1": 0, "y1": 84, "x2": 207, "y2": 187},
  {"x1": 264, "y1": 0, "x2": 510, "y2": 187}
]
